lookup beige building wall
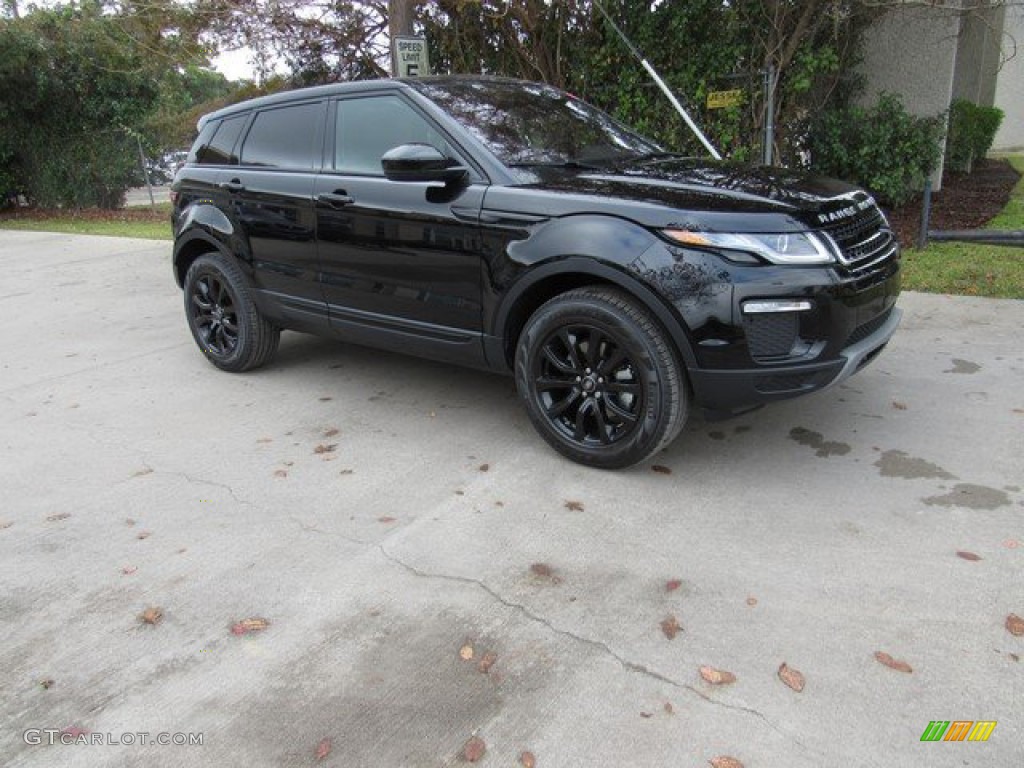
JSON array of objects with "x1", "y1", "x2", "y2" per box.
[
  {"x1": 952, "y1": 2, "x2": 1004, "y2": 106},
  {"x1": 992, "y1": 5, "x2": 1024, "y2": 151},
  {"x1": 856, "y1": 5, "x2": 962, "y2": 188}
]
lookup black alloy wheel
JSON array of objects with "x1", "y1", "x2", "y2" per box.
[
  {"x1": 516, "y1": 286, "x2": 688, "y2": 468},
  {"x1": 191, "y1": 272, "x2": 238, "y2": 357},
  {"x1": 533, "y1": 325, "x2": 644, "y2": 447},
  {"x1": 183, "y1": 253, "x2": 280, "y2": 373}
]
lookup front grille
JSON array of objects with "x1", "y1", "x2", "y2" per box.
[
  {"x1": 844, "y1": 307, "x2": 893, "y2": 347},
  {"x1": 823, "y1": 206, "x2": 897, "y2": 274}
]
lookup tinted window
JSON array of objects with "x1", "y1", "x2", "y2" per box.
[
  {"x1": 194, "y1": 115, "x2": 247, "y2": 165},
  {"x1": 335, "y1": 95, "x2": 454, "y2": 175},
  {"x1": 414, "y1": 81, "x2": 660, "y2": 167},
  {"x1": 240, "y1": 103, "x2": 322, "y2": 169}
]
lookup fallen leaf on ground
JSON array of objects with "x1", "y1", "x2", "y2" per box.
[
  {"x1": 478, "y1": 651, "x2": 497, "y2": 673},
  {"x1": 699, "y1": 665, "x2": 736, "y2": 685},
  {"x1": 377, "y1": 516, "x2": 397, "y2": 524},
  {"x1": 0, "y1": 521, "x2": 12, "y2": 530},
  {"x1": 709, "y1": 757, "x2": 744, "y2": 768},
  {"x1": 640, "y1": 711, "x2": 652, "y2": 718},
  {"x1": 462, "y1": 736, "x2": 486, "y2": 762},
  {"x1": 231, "y1": 617, "x2": 270, "y2": 636},
  {"x1": 136, "y1": 531, "x2": 151, "y2": 540},
  {"x1": 660, "y1": 615, "x2": 681, "y2": 640},
  {"x1": 132, "y1": 468, "x2": 154, "y2": 477},
  {"x1": 746, "y1": 597, "x2": 758, "y2": 606},
  {"x1": 339, "y1": 469, "x2": 354, "y2": 475},
  {"x1": 651, "y1": 465, "x2": 672, "y2": 475},
  {"x1": 478, "y1": 463, "x2": 490, "y2": 472},
  {"x1": 46, "y1": 513, "x2": 71, "y2": 522},
  {"x1": 314, "y1": 737, "x2": 331, "y2": 761},
  {"x1": 121, "y1": 566, "x2": 137, "y2": 575},
  {"x1": 519, "y1": 751, "x2": 536, "y2": 768},
  {"x1": 874, "y1": 651, "x2": 913, "y2": 673},
  {"x1": 454, "y1": 490, "x2": 465, "y2": 496},
  {"x1": 778, "y1": 662, "x2": 805, "y2": 691},
  {"x1": 956, "y1": 551, "x2": 982, "y2": 561},
  {"x1": 459, "y1": 644, "x2": 474, "y2": 661},
  {"x1": 274, "y1": 469, "x2": 288, "y2": 478},
  {"x1": 323, "y1": 428, "x2": 340, "y2": 438},
  {"x1": 663, "y1": 702, "x2": 674, "y2": 714},
  {"x1": 177, "y1": 548, "x2": 187, "y2": 554},
  {"x1": 564, "y1": 500, "x2": 584, "y2": 512},
  {"x1": 891, "y1": 401, "x2": 907, "y2": 410},
  {"x1": 140, "y1": 607, "x2": 163, "y2": 625},
  {"x1": 1006, "y1": 614, "x2": 1024, "y2": 637},
  {"x1": 495, "y1": 501, "x2": 504, "y2": 508},
  {"x1": 40, "y1": 679, "x2": 54, "y2": 689},
  {"x1": 318, "y1": 396, "x2": 332, "y2": 402},
  {"x1": 530, "y1": 562, "x2": 554, "y2": 578},
  {"x1": 665, "y1": 579, "x2": 682, "y2": 592},
  {"x1": 314, "y1": 443, "x2": 337, "y2": 454}
]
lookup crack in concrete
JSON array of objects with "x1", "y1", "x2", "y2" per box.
[
  {"x1": 291, "y1": 517, "x2": 369, "y2": 547},
  {"x1": 378, "y1": 544, "x2": 829, "y2": 761}
]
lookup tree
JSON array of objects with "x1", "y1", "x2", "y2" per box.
[{"x1": 1, "y1": 3, "x2": 166, "y2": 207}]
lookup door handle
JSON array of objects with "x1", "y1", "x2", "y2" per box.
[
  {"x1": 218, "y1": 180, "x2": 245, "y2": 193},
  {"x1": 317, "y1": 192, "x2": 354, "y2": 208}
]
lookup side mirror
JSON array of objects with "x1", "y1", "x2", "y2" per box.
[{"x1": 381, "y1": 144, "x2": 468, "y2": 185}]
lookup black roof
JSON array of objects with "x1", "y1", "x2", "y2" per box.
[{"x1": 197, "y1": 75, "x2": 538, "y2": 130}]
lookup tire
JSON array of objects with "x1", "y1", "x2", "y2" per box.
[
  {"x1": 183, "y1": 253, "x2": 280, "y2": 373},
  {"x1": 515, "y1": 286, "x2": 688, "y2": 469}
]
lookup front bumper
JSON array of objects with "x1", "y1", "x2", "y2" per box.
[{"x1": 689, "y1": 304, "x2": 901, "y2": 413}]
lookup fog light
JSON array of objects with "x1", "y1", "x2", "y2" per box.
[{"x1": 742, "y1": 300, "x2": 813, "y2": 314}]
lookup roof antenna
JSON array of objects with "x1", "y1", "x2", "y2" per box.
[{"x1": 591, "y1": 0, "x2": 721, "y2": 160}]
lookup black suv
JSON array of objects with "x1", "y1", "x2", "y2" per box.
[{"x1": 171, "y1": 76, "x2": 900, "y2": 468}]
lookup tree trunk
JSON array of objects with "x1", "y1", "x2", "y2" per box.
[{"x1": 388, "y1": 0, "x2": 415, "y2": 76}]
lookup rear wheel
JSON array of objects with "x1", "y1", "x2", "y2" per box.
[
  {"x1": 183, "y1": 253, "x2": 280, "y2": 372},
  {"x1": 515, "y1": 286, "x2": 688, "y2": 469}
]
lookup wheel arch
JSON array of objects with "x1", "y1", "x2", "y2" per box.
[
  {"x1": 173, "y1": 231, "x2": 234, "y2": 289},
  {"x1": 494, "y1": 258, "x2": 698, "y2": 372}
]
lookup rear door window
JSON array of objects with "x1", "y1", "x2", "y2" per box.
[{"x1": 239, "y1": 102, "x2": 324, "y2": 170}]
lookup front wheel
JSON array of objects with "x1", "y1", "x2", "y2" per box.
[
  {"x1": 515, "y1": 286, "x2": 688, "y2": 469},
  {"x1": 183, "y1": 253, "x2": 280, "y2": 372}
]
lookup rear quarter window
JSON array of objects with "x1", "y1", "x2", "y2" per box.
[{"x1": 189, "y1": 114, "x2": 248, "y2": 165}]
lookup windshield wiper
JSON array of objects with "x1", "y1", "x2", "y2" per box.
[
  {"x1": 625, "y1": 151, "x2": 689, "y2": 164},
  {"x1": 507, "y1": 159, "x2": 603, "y2": 171}
]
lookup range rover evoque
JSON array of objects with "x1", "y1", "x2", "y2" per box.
[{"x1": 171, "y1": 76, "x2": 901, "y2": 469}]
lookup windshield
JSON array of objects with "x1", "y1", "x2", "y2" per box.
[{"x1": 414, "y1": 79, "x2": 663, "y2": 168}]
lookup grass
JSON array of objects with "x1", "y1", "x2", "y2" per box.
[
  {"x1": 0, "y1": 202, "x2": 173, "y2": 241},
  {"x1": 901, "y1": 155, "x2": 1024, "y2": 299}
]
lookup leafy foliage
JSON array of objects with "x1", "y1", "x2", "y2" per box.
[
  {"x1": 0, "y1": 5, "x2": 160, "y2": 207},
  {"x1": 946, "y1": 99, "x2": 1004, "y2": 173},
  {"x1": 806, "y1": 93, "x2": 944, "y2": 205},
  {"x1": 419, "y1": 0, "x2": 871, "y2": 164}
]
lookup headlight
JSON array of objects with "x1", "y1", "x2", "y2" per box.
[{"x1": 662, "y1": 229, "x2": 836, "y2": 265}]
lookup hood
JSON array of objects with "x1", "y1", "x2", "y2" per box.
[{"x1": 508, "y1": 158, "x2": 875, "y2": 233}]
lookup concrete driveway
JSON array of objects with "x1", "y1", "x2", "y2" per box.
[{"x1": 1, "y1": 230, "x2": 1021, "y2": 767}]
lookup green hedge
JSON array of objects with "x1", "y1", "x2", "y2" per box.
[
  {"x1": 946, "y1": 99, "x2": 1004, "y2": 173},
  {"x1": 806, "y1": 93, "x2": 945, "y2": 207}
]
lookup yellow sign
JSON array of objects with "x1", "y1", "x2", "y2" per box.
[{"x1": 707, "y1": 90, "x2": 743, "y2": 109}]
